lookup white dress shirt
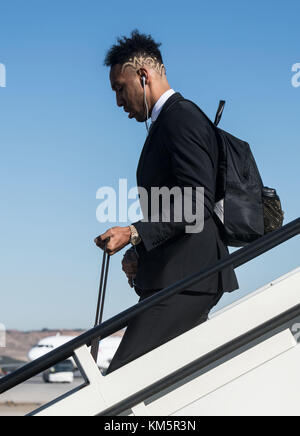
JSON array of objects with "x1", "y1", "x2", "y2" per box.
[{"x1": 151, "y1": 89, "x2": 176, "y2": 123}]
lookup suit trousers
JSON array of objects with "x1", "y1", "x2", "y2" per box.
[{"x1": 106, "y1": 289, "x2": 224, "y2": 374}]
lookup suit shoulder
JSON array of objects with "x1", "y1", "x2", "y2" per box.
[{"x1": 164, "y1": 99, "x2": 213, "y2": 128}]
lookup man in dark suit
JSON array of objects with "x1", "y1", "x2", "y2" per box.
[{"x1": 95, "y1": 29, "x2": 238, "y2": 374}]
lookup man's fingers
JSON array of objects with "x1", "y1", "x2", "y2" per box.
[
  {"x1": 95, "y1": 226, "x2": 131, "y2": 255},
  {"x1": 126, "y1": 250, "x2": 138, "y2": 261},
  {"x1": 122, "y1": 259, "x2": 138, "y2": 267},
  {"x1": 122, "y1": 249, "x2": 138, "y2": 283},
  {"x1": 122, "y1": 262, "x2": 138, "y2": 274},
  {"x1": 123, "y1": 268, "x2": 138, "y2": 277},
  {"x1": 127, "y1": 273, "x2": 136, "y2": 287},
  {"x1": 94, "y1": 236, "x2": 105, "y2": 248},
  {"x1": 94, "y1": 232, "x2": 111, "y2": 250}
]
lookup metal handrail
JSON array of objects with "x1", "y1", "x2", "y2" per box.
[{"x1": 0, "y1": 218, "x2": 299, "y2": 395}]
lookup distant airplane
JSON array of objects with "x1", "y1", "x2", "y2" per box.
[{"x1": 28, "y1": 333, "x2": 122, "y2": 370}]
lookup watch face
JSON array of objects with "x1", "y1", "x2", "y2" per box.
[
  {"x1": 130, "y1": 225, "x2": 141, "y2": 245},
  {"x1": 131, "y1": 235, "x2": 138, "y2": 245},
  {"x1": 131, "y1": 234, "x2": 141, "y2": 245}
]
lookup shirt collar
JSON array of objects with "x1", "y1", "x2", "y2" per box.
[{"x1": 151, "y1": 89, "x2": 176, "y2": 123}]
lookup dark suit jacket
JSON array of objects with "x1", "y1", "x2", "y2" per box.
[{"x1": 133, "y1": 92, "x2": 238, "y2": 294}]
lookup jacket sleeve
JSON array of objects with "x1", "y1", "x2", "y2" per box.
[{"x1": 133, "y1": 102, "x2": 218, "y2": 252}]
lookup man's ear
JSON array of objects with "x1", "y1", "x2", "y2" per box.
[{"x1": 137, "y1": 68, "x2": 148, "y2": 86}]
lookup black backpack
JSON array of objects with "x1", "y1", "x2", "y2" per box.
[{"x1": 185, "y1": 99, "x2": 284, "y2": 247}]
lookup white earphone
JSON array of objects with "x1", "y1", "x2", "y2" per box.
[{"x1": 142, "y1": 75, "x2": 150, "y2": 133}]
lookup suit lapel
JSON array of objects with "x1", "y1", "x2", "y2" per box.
[{"x1": 137, "y1": 92, "x2": 184, "y2": 184}]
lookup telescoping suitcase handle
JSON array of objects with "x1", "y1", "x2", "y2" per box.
[{"x1": 91, "y1": 238, "x2": 110, "y2": 363}]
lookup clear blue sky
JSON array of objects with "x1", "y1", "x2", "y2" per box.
[{"x1": 0, "y1": 0, "x2": 299, "y2": 330}]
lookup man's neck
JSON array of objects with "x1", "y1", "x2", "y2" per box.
[{"x1": 149, "y1": 85, "x2": 172, "y2": 116}]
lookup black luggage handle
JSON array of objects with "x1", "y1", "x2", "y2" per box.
[{"x1": 91, "y1": 238, "x2": 110, "y2": 363}]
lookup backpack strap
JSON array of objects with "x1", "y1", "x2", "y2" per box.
[
  {"x1": 214, "y1": 100, "x2": 226, "y2": 126},
  {"x1": 178, "y1": 97, "x2": 227, "y2": 203}
]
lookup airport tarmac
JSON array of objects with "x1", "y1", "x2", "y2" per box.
[{"x1": 0, "y1": 374, "x2": 85, "y2": 416}]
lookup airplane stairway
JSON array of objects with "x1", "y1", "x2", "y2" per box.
[{"x1": 0, "y1": 219, "x2": 299, "y2": 416}]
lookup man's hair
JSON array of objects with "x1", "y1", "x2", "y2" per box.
[{"x1": 104, "y1": 29, "x2": 166, "y2": 76}]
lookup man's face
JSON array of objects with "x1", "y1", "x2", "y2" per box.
[{"x1": 110, "y1": 64, "x2": 146, "y2": 122}]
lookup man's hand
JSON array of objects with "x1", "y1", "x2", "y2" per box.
[
  {"x1": 122, "y1": 248, "x2": 139, "y2": 288},
  {"x1": 94, "y1": 226, "x2": 131, "y2": 255}
]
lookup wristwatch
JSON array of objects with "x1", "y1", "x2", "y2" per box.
[{"x1": 129, "y1": 225, "x2": 141, "y2": 246}]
